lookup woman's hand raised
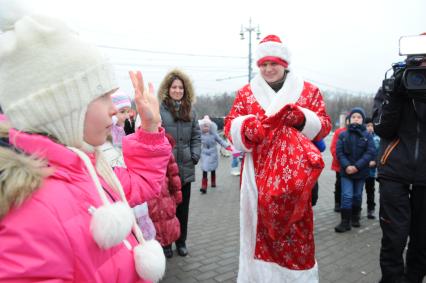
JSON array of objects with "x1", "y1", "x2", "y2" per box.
[{"x1": 129, "y1": 71, "x2": 161, "y2": 132}]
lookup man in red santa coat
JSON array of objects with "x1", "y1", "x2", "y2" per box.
[{"x1": 225, "y1": 34, "x2": 331, "y2": 283}]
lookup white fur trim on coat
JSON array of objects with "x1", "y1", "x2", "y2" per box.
[
  {"x1": 237, "y1": 153, "x2": 318, "y2": 283},
  {"x1": 250, "y1": 72, "x2": 304, "y2": 116},
  {"x1": 298, "y1": 106, "x2": 322, "y2": 140},
  {"x1": 230, "y1": 115, "x2": 255, "y2": 153}
]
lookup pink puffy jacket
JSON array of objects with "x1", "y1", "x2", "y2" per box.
[{"x1": 0, "y1": 128, "x2": 171, "y2": 282}]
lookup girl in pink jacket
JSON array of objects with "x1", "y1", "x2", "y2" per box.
[{"x1": 0, "y1": 4, "x2": 169, "y2": 283}]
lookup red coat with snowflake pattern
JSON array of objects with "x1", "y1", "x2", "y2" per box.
[{"x1": 225, "y1": 72, "x2": 331, "y2": 282}]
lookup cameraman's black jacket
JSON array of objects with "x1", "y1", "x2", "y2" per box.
[{"x1": 373, "y1": 88, "x2": 426, "y2": 185}]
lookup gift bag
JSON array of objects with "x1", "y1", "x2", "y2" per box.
[{"x1": 133, "y1": 202, "x2": 156, "y2": 241}]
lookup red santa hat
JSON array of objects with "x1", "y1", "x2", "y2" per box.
[{"x1": 256, "y1": 34, "x2": 291, "y2": 68}]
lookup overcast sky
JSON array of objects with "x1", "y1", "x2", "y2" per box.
[{"x1": 28, "y1": 0, "x2": 426, "y2": 96}]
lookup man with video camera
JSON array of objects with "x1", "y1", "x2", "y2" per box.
[{"x1": 373, "y1": 34, "x2": 426, "y2": 283}]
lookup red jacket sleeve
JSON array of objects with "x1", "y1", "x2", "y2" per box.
[{"x1": 331, "y1": 128, "x2": 345, "y2": 160}]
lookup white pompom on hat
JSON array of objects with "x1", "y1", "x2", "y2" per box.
[
  {"x1": 256, "y1": 34, "x2": 291, "y2": 68},
  {"x1": 0, "y1": 0, "x2": 117, "y2": 148}
]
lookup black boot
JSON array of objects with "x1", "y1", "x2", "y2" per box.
[
  {"x1": 378, "y1": 275, "x2": 410, "y2": 283},
  {"x1": 352, "y1": 206, "x2": 361, "y2": 228},
  {"x1": 335, "y1": 209, "x2": 352, "y2": 233},
  {"x1": 211, "y1": 173, "x2": 216, "y2": 188},
  {"x1": 367, "y1": 209, "x2": 376, "y2": 219},
  {"x1": 200, "y1": 177, "x2": 207, "y2": 194},
  {"x1": 334, "y1": 202, "x2": 341, "y2": 212},
  {"x1": 176, "y1": 242, "x2": 188, "y2": 257},
  {"x1": 163, "y1": 245, "x2": 173, "y2": 258}
]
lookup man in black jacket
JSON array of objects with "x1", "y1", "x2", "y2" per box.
[{"x1": 373, "y1": 58, "x2": 426, "y2": 283}]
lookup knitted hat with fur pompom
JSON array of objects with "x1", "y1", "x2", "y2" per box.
[{"x1": 0, "y1": 1, "x2": 117, "y2": 148}]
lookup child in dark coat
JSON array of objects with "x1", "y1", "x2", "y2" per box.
[{"x1": 335, "y1": 107, "x2": 376, "y2": 232}]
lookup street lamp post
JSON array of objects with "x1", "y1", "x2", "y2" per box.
[{"x1": 240, "y1": 18, "x2": 261, "y2": 82}]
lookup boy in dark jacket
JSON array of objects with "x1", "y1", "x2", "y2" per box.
[{"x1": 335, "y1": 107, "x2": 376, "y2": 232}]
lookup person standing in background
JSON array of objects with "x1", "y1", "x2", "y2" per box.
[
  {"x1": 148, "y1": 133, "x2": 182, "y2": 258},
  {"x1": 198, "y1": 115, "x2": 231, "y2": 194},
  {"x1": 110, "y1": 90, "x2": 132, "y2": 148},
  {"x1": 330, "y1": 115, "x2": 349, "y2": 212},
  {"x1": 158, "y1": 69, "x2": 201, "y2": 257},
  {"x1": 335, "y1": 108, "x2": 376, "y2": 233},
  {"x1": 364, "y1": 117, "x2": 380, "y2": 219},
  {"x1": 101, "y1": 90, "x2": 132, "y2": 167}
]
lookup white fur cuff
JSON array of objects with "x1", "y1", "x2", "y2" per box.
[
  {"x1": 230, "y1": 115, "x2": 255, "y2": 153},
  {"x1": 298, "y1": 107, "x2": 322, "y2": 140}
]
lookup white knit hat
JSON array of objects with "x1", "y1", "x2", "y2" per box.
[{"x1": 0, "y1": 3, "x2": 117, "y2": 148}]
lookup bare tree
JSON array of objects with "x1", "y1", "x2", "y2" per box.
[
  {"x1": 194, "y1": 92, "x2": 236, "y2": 118},
  {"x1": 323, "y1": 91, "x2": 375, "y2": 128},
  {"x1": 194, "y1": 90, "x2": 376, "y2": 130}
]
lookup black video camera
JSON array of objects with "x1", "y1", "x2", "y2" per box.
[{"x1": 383, "y1": 35, "x2": 426, "y2": 99}]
